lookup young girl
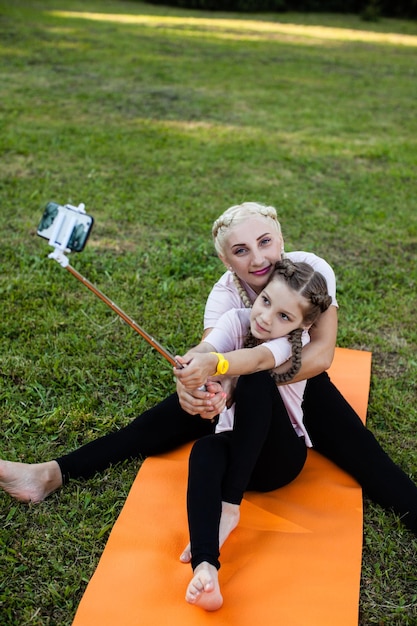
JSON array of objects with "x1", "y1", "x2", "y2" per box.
[{"x1": 174, "y1": 259, "x2": 332, "y2": 611}]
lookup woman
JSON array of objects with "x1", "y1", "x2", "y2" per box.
[
  {"x1": 1, "y1": 202, "x2": 416, "y2": 537},
  {"x1": 177, "y1": 202, "x2": 417, "y2": 536}
]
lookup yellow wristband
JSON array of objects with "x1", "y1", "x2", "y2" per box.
[{"x1": 210, "y1": 352, "x2": 229, "y2": 376}]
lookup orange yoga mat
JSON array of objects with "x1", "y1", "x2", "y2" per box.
[{"x1": 72, "y1": 347, "x2": 372, "y2": 626}]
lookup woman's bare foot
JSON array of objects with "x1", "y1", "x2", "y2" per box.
[
  {"x1": 0, "y1": 459, "x2": 63, "y2": 503},
  {"x1": 180, "y1": 501, "x2": 240, "y2": 563},
  {"x1": 185, "y1": 561, "x2": 223, "y2": 611}
]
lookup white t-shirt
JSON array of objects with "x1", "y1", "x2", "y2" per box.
[{"x1": 206, "y1": 308, "x2": 313, "y2": 447}]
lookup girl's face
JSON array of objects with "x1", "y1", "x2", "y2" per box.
[
  {"x1": 220, "y1": 217, "x2": 283, "y2": 294},
  {"x1": 250, "y1": 278, "x2": 306, "y2": 341}
]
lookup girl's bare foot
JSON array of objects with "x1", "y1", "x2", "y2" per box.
[
  {"x1": 179, "y1": 543, "x2": 192, "y2": 563},
  {"x1": 185, "y1": 561, "x2": 223, "y2": 611},
  {"x1": 180, "y1": 501, "x2": 240, "y2": 563},
  {"x1": 219, "y1": 501, "x2": 240, "y2": 547},
  {"x1": 0, "y1": 459, "x2": 62, "y2": 503}
]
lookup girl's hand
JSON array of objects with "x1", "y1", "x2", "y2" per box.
[{"x1": 174, "y1": 354, "x2": 217, "y2": 390}]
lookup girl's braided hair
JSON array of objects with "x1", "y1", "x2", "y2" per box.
[{"x1": 244, "y1": 258, "x2": 332, "y2": 383}]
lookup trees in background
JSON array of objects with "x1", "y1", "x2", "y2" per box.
[{"x1": 146, "y1": 0, "x2": 417, "y2": 20}]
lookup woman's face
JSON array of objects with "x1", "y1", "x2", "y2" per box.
[
  {"x1": 220, "y1": 217, "x2": 283, "y2": 294},
  {"x1": 250, "y1": 278, "x2": 306, "y2": 341}
]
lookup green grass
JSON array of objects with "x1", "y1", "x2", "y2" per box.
[{"x1": 1, "y1": 1, "x2": 417, "y2": 623}]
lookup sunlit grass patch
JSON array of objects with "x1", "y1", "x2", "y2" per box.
[{"x1": 49, "y1": 11, "x2": 417, "y2": 46}]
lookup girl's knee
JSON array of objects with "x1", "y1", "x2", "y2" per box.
[
  {"x1": 235, "y1": 371, "x2": 273, "y2": 400},
  {"x1": 189, "y1": 435, "x2": 227, "y2": 468},
  {"x1": 191, "y1": 435, "x2": 218, "y2": 457}
]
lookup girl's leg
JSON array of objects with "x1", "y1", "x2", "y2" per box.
[
  {"x1": 57, "y1": 393, "x2": 216, "y2": 483},
  {"x1": 187, "y1": 434, "x2": 230, "y2": 571},
  {"x1": 185, "y1": 373, "x2": 306, "y2": 566},
  {"x1": 186, "y1": 434, "x2": 230, "y2": 610},
  {"x1": 223, "y1": 372, "x2": 307, "y2": 504},
  {"x1": 303, "y1": 373, "x2": 417, "y2": 534}
]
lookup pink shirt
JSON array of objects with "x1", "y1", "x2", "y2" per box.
[
  {"x1": 206, "y1": 308, "x2": 312, "y2": 446},
  {"x1": 203, "y1": 251, "x2": 338, "y2": 447}
]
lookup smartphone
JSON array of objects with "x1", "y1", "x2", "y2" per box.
[{"x1": 37, "y1": 202, "x2": 94, "y2": 252}]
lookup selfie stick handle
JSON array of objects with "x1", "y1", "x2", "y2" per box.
[
  {"x1": 67, "y1": 264, "x2": 179, "y2": 367},
  {"x1": 48, "y1": 249, "x2": 179, "y2": 367}
]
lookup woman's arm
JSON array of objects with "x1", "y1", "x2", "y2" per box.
[{"x1": 273, "y1": 305, "x2": 338, "y2": 384}]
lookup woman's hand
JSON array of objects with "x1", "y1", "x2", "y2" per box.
[
  {"x1": 176, "y1": 378, "x2": 226, "y2": 419},
  {"x1": 218, "y1": 376, "x2": 238, "y2": 409}
]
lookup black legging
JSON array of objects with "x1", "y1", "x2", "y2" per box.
[
  {"x1": 303, "y1": 372, "x2": 417, "y2": 534},
  {"x1": 187, "y1": 372, "x2": 307, "y2": 570},
  {"x1": 55, "y1": 372, "x2": 417, "y2": 535},
  {"x1": 56, "y1": 394, "x2": 215, "y2": 483}
]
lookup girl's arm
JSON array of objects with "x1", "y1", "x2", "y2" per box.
[
  {"x1": 175, "y1": 327, "x2": 228, "y2": 418},
  {"x1": 272, "y1": 305, "x2": 338, "y2": 384},
  {"x1": 174, "y1": 343, "x2": 276, "y2": 390},
  {"x1": 176, "y1": 307, "x2": 337, "y2": 410}
]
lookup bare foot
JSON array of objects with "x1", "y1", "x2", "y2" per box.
[
  {"x1": 180, "y1": 501, "x2": 240, "y2": 563},
  {"x1": 219, "y1": 501, "x2": 240, "y2": 547},
  {"x1": 185, "y1": 561, "x2": 223, "y2": 611},
  {"x1": 0, "y1": 459, "x2": 63, "y2": 503},
  {"x1": 179, "y1": 543, "x2": 192, "y2": 563}
]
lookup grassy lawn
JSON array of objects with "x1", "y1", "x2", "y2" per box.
[{"x1": 1, "y1": 1, "x2": 417, "y2": 623}]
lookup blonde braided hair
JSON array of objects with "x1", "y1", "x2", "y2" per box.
[
  {"x1": 213, "y1": 201, "x2": 283, "y2": 309},
  {"x1": 212, "y1": 202, "x2": 282, "y2": 258},
  {"x1": 232, "y1": 272, "x2": 252, "y2": 309}
]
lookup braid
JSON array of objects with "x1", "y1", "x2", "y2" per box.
[
  {"x1": 244, "y1": 325, "x2": 303, "y2": 385},
  {"x1": 270, "y1": 328, "x2": 304, "y2": 384},
  {"x1": 243, "y1": 328, "x2": 261, "y2": 349},
  {"x1": 232, "y1": 272, "x2": 252, "y2": 309}
]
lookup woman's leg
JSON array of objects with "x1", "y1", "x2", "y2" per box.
[
  {"x1": 0, "y1": 393, "x2": 215, "y2": 502},
  {"x1": 57, "y1": 393, "x2": 216, "y2": 482},
  {"x1": 222, "y1": 372, "x2": 307, "y2": 504},
  {"x1": 303, "y1": 373, "x2": 417, "y2": 534}
]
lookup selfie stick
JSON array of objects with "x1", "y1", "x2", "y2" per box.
[{"x1": 46, "y1": 215, "x2": 180, "y2": 368}]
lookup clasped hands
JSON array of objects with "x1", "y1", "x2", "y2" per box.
[{"x1": 174, "y1": 354, "x2": 234, "y2": 420}]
